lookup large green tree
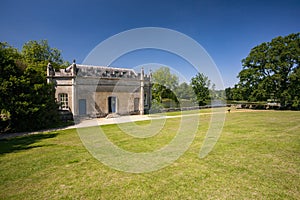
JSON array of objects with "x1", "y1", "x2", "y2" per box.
[
  {"x1": 0, "y1": 41, "x2": 61, "y2": 132},
  {"x1": 191, "y1": 73, "x2": 210, "y2": 106},
  {"x1": 237, "y1": 33, "x2": 300, "y2": 106},
  {"x1": 22, "y1": 40, "x2": 66, "y2": 77}
]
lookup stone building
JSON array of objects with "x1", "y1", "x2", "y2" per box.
[{"x1": 46, "y1": 61, "x2": 152, "y2": 118}]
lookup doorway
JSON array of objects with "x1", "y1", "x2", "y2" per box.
[
  {"x1": 79, "y1": 99, "x2": 86, "y2": 115},
  {"x1": 108, "y1": 97, "x2": 117, "y2": 113}
]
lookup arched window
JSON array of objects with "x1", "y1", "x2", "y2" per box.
[{"x1": 58, "y1": 93, "x2": 69, "y2": 110}]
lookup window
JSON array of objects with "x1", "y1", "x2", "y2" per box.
[{"x1": 59, "y1": 93, "x2": 69, "y2": 110}]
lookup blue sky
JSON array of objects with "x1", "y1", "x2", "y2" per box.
[{"x1": 1, "y1": 0, "x2": 299, "y2": 88}]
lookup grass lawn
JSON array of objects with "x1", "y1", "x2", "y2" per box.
[{"x1": 0, "y1": 110, "x2": 299, "y2": 199}]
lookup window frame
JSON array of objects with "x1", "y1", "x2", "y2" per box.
[{"x1": 58, "y1": 93, "x2": 69, "y2": 110}]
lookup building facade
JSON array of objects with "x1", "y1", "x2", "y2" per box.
[{"x1": 46, "y1": 61, "x2": 152, "y2": 118}]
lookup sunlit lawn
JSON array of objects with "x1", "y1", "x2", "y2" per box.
[{"x1": 0, "y1": 110, "x2": 299, "y2": 199}]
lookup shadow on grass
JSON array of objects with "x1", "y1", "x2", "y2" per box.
[{"x1": 0, "y1": 132, "x2": 58, "y2": 155}]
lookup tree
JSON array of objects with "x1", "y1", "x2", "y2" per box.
[
  {"x1": 289, "y1": 66, "x2": 300, "y2": 109},
  {"x1": 237, "y1": 33, "x2": 300, "y2": 105},
  {"x1": 151, "y1": 67, "x2": 179, "y2": 104},
  {"x1": 0, "y1": 42, "x2": 22, "y2": 132},
  {"x1": 0, "y1": 42, "x2": 23, "y2": 80},
  {"x1": 0, "y1": 40, "x2": 61, "y2": 132},
  {"x1": 191, "y1": 73, "x2": 210, "y2": 106},
  {"x1": 22, "y1": 40, "x2": 64, "y2": 76},
  {"x1": 176, "y1": 82, "x2": 195, "y2": 100},
  {"x1": 225, "y1": 87, "x2": 233, "y2": 100}
]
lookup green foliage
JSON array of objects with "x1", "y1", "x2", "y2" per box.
[
  {"x1": 292, "y1": 96, "x2": 300, "y2": 109},
  {"x1": 151, "y1": 67, "x2": 179, "y2": 104},
  {"x1": 289, "y1": 66, "x2": 300, "y2": 109},
  {"x1": 175, "y1": 82, "x2": 195, "y2": 100},
  {"x1": 22, "y1": 40, "x2": 63, "y2": 64},
  {"x1": 209, "y1": 84, "x2": 225, "y2": 100},
  {"x1": 0, "y1": 42, "x2": 23, "y2": 80},
  {"x1": 225, "y1": 87, "x2": 233, "y2": 100},
  {"x1": 149, "y1": 99, "x2": 164, "y2": 113},
  {"x1": 152, "y1": 67, "x2": 179, "y2": 91},
  {"x1": 234, "y1": 33, "x2": 300, "y2": 105},
  {"x1": 0, "y1": 40, "x2": 61, "y2": 133},
  {"x1": 225, "y1": 85, "x2": 244, "y2": 101},
  {"x1": 21, "y1": 40, "x2": 64, "y2": 76},
  {"x1": 191, "y1": 73, "x2": 210, "y2": 106},
  {"x1": 151, "y1": 68, "x2": 216, "y2": 108}
]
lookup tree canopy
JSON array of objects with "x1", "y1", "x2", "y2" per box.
[
  {"x1": 226, "y1": 32, "x2": 300, "y2": 109},
  {"x1": 191, "y1": 73, "x2": 211, "y2": 106},
  {"x1": 151, "y1": 67, "x2": 179, "y2": 104},
  {"x1": 0, "y1": 40, "x2": 63, "y2": 132},
  {"x1": 22, "y1": 40, "x2": 63, "y2": 64},
  {"x1": 175, "y1": 82, "x2": 195, "y2": 100}
]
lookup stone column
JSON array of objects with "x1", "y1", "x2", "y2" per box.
[
  {"x1": 149, "y1": 69, "x2": 152, "y2": 110},
  {"x1": 71, "y1": 60, "x2": 77, "y2": 116},
  {"x1": 139, "y1": 68, "x2": 145, "y2": 115},
  {"x1": 72, "y1": 77, "x2": 77, "y2": 116}
]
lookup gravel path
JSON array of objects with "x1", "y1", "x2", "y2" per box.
[
  {"x1": 0, "y1": 114, "x2": 162, "y2": 139},
  {"x1": 0, "y1": 109, "x2": 267, "y2": 140}
]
